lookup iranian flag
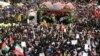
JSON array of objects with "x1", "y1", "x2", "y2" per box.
[
  {"x1": 2, "y1": 41, "x2": 10, "y2": 52},
  {"x1": 15, "y1": 44, "x2": 24, "y2": 56}
]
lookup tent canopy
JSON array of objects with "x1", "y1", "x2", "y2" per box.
[
  {"x1": 42, "y1": 2, "x2": 75, "y2": 10},
  {"x1": 42, "y1": 1, "x2": 52, "y2": 8}
]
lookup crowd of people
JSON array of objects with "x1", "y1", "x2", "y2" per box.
[
  {"x1": 0, "y1": 0, "x2": 100, "y2": 56},
  {"x1": 0, "y1": 23, "x2": 100, "y2": 56}
]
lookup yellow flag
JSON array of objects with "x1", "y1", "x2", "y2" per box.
[
  {"x1": 43, "y1": 20, "x2": 48, "y2": 28},
  {"x1": 17, "y1": 14, "x2": 22, "y2": 22}
]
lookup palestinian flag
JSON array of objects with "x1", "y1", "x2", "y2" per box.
[
  {"x1": 2, "y1": 41, "x2": 10, "y2": 52},
  {"x1": 9, "y1": 36, "x2": 14, "y2": 46},
  {"x1": 14, "y1": 44, "x2": 24, "y2": 56}
]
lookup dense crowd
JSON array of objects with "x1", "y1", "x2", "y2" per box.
[
  {"x1": 0, "y1": 0, "x2": 100, "y2": 56},
  {"x1": 0, "y1": 23, "x2": 100, "y2": 56}
]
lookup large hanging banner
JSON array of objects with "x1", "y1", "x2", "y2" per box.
[
  {"x1": 0, "y1": 23, "x2": 16, "y2": 27},
  {"x1": 43, "y1": 10, "x2": 67, "y2": 16}
]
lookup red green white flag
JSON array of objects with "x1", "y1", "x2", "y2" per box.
[
  {"x1": 2, "y1": 41, "x2": 10, "y2": 52},
  {"x1": 14, "y1": 44, "x2": 24, "y2": 56}
]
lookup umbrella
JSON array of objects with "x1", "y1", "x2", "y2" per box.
[
  {"x1": 51, "y1": 2, "x2": 65, "y2": 10},
  {"x1": 65, "y1": 2, "x2": 75, "y2": 10},
  {"x1": 42, "y1": 1, "x2": 52, "y2": 8}
]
